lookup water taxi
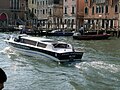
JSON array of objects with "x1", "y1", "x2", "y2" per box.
[{"x1": 5, "y1": 34, "x2": 84, "y2": 62}]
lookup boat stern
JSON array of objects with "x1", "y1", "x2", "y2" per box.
[{"x1": 55, "y1": 51, "x2": 84, "y2": 62}]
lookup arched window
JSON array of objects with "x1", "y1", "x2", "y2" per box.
[
  {"x1": 115, "y1": 5, "x2": 118, "y2": 13},
  {"x1": 101, "y1": 6, "x2": 104, "y2": 13},
  {"x1": 105, "y1": 5, "x2": 108, "y2": 13},
  {"x1": 92, "y1": 7, "x2": 94, "y2": 15},
  {"x1": 96, "y1": 6, "x2": 99, "y2": 13},
  {"x1": 85, "y1": 7, "x2": 88, "y2": 14},
  {"x1": 99, "y1": 6, "x2": 101, "y2": 13}
]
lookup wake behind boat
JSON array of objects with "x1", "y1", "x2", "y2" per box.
[{"x1": 5, "y1": 34, "x2": 84, "y2": 62}]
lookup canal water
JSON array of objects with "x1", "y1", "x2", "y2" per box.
[{"x1": 0, "y1": 33, "x2": 120, "y2": 90}]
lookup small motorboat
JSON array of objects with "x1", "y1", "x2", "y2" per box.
[
  {"x1": 73, "y1": 32, "x2": 111, "y2": 40},
  {"x1": 5, "y1": 34, "x2": 84, "y2": 62}
]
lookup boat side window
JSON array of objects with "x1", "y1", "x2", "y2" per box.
[
  {"x1": 37, "y1": 42, "x2": 47, "y2": 48},
  {"x1": 53, "y1": 43, "x2": 69, "y2": 48},
  {"x1": 22, "y1": 39, "x2": 36, "y2": 46}
]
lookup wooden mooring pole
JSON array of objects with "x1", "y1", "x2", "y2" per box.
[{"x1": 117, "y1": 29, "x2": 119, "y2": 38}]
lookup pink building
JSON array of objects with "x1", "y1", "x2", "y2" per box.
[
  {"x1": 63, "y1": 0, "x2": 84, "y2": 30},
  {"x1": 84, "y1": 0, "x2": 119, "y2": 30},
  {"x1": 76, "y1": 0, "x2": 85, "y2": 29}
]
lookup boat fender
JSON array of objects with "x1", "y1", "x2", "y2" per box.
[{"x1": 55, "y1": 53, "x2": 57, "y2": 57}]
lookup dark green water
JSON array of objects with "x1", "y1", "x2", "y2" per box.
[{"x1": 0, "y1": 33, "x2": 120, "y2": 90}]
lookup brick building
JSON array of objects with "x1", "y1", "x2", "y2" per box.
[{"x1": 84, "y1": 0, "x2": 119, "y2": 31}]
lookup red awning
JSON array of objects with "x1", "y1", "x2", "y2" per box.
[{"x1": 0, "y1": 13, "x2": 7, "y2": 20}]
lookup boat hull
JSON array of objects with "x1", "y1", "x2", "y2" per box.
[
  {"x1": 7, "y1": 41, "x2": 83, "y2": 62},
  {"x1": 46, "y1": 32, "x2": 74, "y2": 36},
  {"x1": 73, "y1": 34, "x2": 111, "y2": 40}
]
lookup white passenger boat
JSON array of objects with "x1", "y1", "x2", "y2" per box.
[{"x1": 5, "y1": 34, "x2": 84, "y2": 62}]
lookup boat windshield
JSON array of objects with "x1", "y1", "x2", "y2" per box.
[{"x1": 53, "y1": 43, "x2": 69, "y2": 48}]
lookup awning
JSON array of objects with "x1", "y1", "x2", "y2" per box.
[{"x1": 0, "y1": 13, "x2": 7, "y2": 20}]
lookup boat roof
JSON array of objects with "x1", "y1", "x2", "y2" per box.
[{"x1": 21, "y1": 36, "x2": 67, "y2": 44}]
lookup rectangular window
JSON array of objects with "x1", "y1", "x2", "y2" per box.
[
  {"x1": 65, "y1": 19, "x2": 67, "y2": 24},
  {"x1": 72, "y1": 19, "x2": 74, "y2": 24},
  {"x1": 35, "y1": 9, "x2": 37, "y2": 14},
  {"x1": 72, "y1": 6, "x2": 75, "y2": 14},
  {"x1": 49, "y1": 9, "x2": 52, "y2": 15},
  {"x1": 32, "y1": 8, "x2": 34, "y2": 13},
  {"x1": 85, "y1": 0, "x2": 88, "y2": 3},
  {"x1": 43, "y1": 9, "x2": 45, "y2": 14},
  {"x1": 14, "y1": 0, "x2": 16, "y2": 9},
  {"x1": 11, "y1": 0, "x2": 20, "y2": 9},
  {"x1": 65, "y1": 7, "x2": 67, "y2": 14},
  {"x1": 37, "y1": 42, "x2": 47, "y2": 48},
  {"x1": 46, "y1": 0, "x2": 48, "y2": 5},
  {"x1": 32, "y1": 0, "x2": 34, "y2": 4},
  {"x1": 110, "y1": 20, "x2": 113, "y2": 28},
  {"x1": 46, "y1": 9, "x2": 48, "y2": 14},
  {"x1": 53, "y1": 43, "x2": 69, "y2": 48},
  {"x1": 22, "y1": 39, "x2": 36, "y2": 46},
  {"x1": 16, "y1": 0, "x2": 19, "y2": 9}
]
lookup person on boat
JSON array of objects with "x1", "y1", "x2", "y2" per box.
[
  {"x1": 20, "y1": 26, "x2": 27, "y2": 34},
  {"x1": 79, "y1": 25, "x2": 84, "y2": 35},
  {"x1": 0, "y1": 68, "x2": 7, "y2": 90}
]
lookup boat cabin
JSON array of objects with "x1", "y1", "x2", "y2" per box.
[{"x1": 14, "y1": 36, "x2": 72, "y2": 50}]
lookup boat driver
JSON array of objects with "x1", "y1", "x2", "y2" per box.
[{"x1": 79, "y1": 25, "x2": 84, "y2": 35}]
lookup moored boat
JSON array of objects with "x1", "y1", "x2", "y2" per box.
[
  {"x1": 73, "y1": 32, "x2": 111, "y2": 40},
  {"x1": 46, "y1": 29, "x2": 74, "y2": 36},
  {"x1": 5, "y1": 34, "x2": 84, "y2": 62}
]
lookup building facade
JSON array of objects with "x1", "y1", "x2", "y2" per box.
[
  {"x1": 27, "y1": 0, "x2": 38, "y2": 26},
  {"x1": 84, "y1": 0, "x2": 119, "y2": 31},
  {"x1": 0, "y1": 0, "x2": 10, "y2": 26},
  {"x1": 37, "y1": 0, "x2": 49, "y2": 28},
  {"x1": 10, "y1": 0, "x2": 27, "y2": 25},
  {"x1": 63, "y1": 0, "x2": 84, "y2": 30},
  {"x1": 76, "y1": 0, "x2": 84, "y2": 30},
  {"x1": 37, "y1": 0, "x2": 63, "y2": 30},
  {"x1": 48, "y1": 0, "x2": 63, "y2": 29},
  {"x1": 0, "y1": 0, "x2": 27, "y2": 27}
]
